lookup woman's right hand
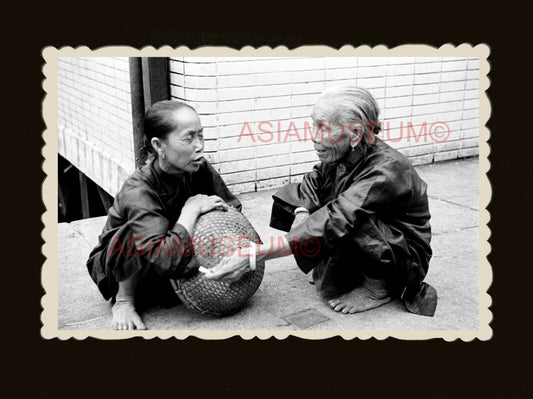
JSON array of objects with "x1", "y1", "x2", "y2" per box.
[{"x1": 183, "y1": 194, "x2": 229, "y2": 217}]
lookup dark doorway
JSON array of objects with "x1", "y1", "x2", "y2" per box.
[{"x1": 58, "y1": 154, "x2": 114, "y2": 223}]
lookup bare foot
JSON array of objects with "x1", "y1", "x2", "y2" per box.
[
  {"x1": 112, "y1": 298, "x2": 147, "y2": 330},
  {"x1": 327, "y1": 277, "x2": 391, "y2": 314}
]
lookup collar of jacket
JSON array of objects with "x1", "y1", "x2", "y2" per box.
[
  {"x1": 334, "y1": 142, "x2": 367, "y2": 173},
  {"x1": 149, "y1": 158, "x2": 189, "y2": 198}
]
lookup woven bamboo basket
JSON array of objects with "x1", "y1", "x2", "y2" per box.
[{"x1": 171, "y1": 207, "x2": 265, "y2": 317}]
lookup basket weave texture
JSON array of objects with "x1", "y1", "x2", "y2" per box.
[{"x1": 173, "y1": 207, "x2": 265, "y2": 316}]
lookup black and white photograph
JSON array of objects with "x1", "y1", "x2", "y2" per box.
[{"x1": 42, "y1": 45, "x2": 491, "y2": 339}]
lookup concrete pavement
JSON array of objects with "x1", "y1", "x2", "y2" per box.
[{"x1": 57, "y1": 157, "x2": 481, "y2": 332}]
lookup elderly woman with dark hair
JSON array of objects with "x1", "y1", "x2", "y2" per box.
[
  {"x1": 206, "y1": 86, "x2": 437, "y2": 317},
  {"x1": 87, "y1": 101, "x2": 241, "y2": 330}
]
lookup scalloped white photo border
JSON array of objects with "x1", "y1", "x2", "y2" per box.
[{"x1": 41, "y1": 44, "x2": 492, "y2": 340}]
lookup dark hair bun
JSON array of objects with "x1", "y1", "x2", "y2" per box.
[{"x1": 143, "y1": 100, "x2": 196, "y2": 158}]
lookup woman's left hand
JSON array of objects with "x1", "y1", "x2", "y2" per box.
[{"x1": 202, "y1": 247, "x2": 253, "y2": 282}]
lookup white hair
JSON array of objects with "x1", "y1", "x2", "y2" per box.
[{"x1": 311, "y1": 85, "x2": 381, "y2": 144}]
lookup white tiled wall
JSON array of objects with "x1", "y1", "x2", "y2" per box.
[
  {"x1": 57, "y1": 57, "x2": 135, "y2": 196},
  {"x1": 169, "y1": 57, "x2": 479, "y2": 194},
  {"x1": 57, "y1": 57, "x2": 480, "y2": 197}
]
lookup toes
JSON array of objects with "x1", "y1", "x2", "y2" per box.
[
  {"x1": 136, "y1": 322, "x2": 147, "y2": 330},
  {"x1": 112, "y1": 318, "x2": 146, "y2": 330},
  {"x1": 132, "y1": 315, "x2": 147, "y2": 330},
  {"x1": 132, "y1": 322, "x2": 144, "y2": 330},
  {"x1": 328, "y1": 299, "x2": 340, "y2": 308},
  {"x1": 328, "y1": 298, "x2": 347, "y2": 312},
  {"x1": 136, "y1": 318, "x2": 147, "y2": 330},
  {"x1": 334, "y1": 303, "x2": 347, "y2": 312}
]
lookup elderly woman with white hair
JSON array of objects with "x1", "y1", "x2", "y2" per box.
[{"x1": 205, "y1": 86, "x2": 437, "y2": 317}]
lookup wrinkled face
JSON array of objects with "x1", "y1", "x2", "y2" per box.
[
  {"x1": 158, "y1": 108, "x2": 204, "y2": 174},
  {"x1": 311, "y1": 118, "x2": 354, "y2": 163}
]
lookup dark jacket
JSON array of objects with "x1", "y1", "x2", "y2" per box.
[
  {"x1": 87, "y1": 158, "x2": 241, "y2": 300},
  {"x1": 270, "y1": 140, "x2": 437, "y2": 316}
]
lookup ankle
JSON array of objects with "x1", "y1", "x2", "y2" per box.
[
  {"x1": 362, "y1": 276, "x2": 390, "y2": 300},
  {"x1": 114, "y1": 295, "x2": 135, "y2": 304}
]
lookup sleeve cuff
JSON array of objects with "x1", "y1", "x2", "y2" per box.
[{"x1": 170, "y1": 222, "x2": 191, "y2": 243}]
